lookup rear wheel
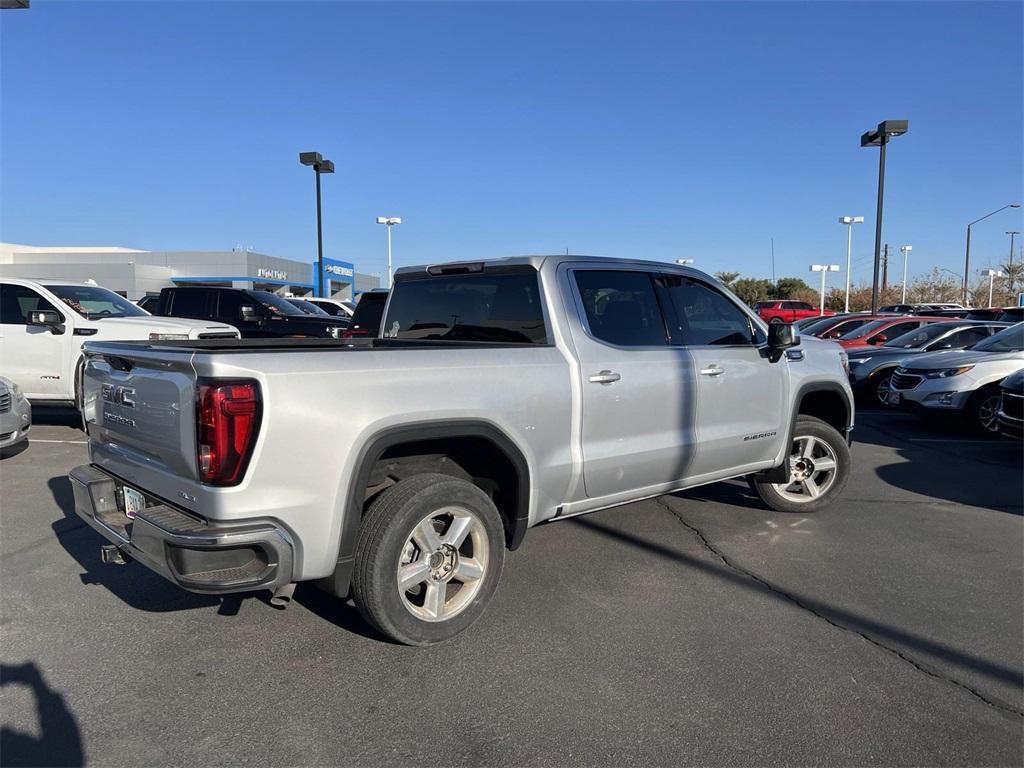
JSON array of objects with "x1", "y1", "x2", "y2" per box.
[
  {"x1": 769, "y1": 317, "x2": 783, "y2": 324},
  {"x1": 751, "y1": 415, "x2": 851, "y2": 513},
  {"x1": 966, "y1": 386, "x2": 1001, "y2": 436},
  {"x1": 352, "y1": 473, "x2": 506, "y2": 646}
]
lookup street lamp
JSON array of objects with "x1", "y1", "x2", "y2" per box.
[
  {"x1": 860, "y1": 120, "x2": 909, "y2": 314},
  {"x1": 810, "y1": 264, "x2": 840, "y2": 316},
  {"x1": 899, "y1": 245, "x2": 912, "y2": 304},
  {"x1": 962, "y1": 203, "x2": 1020, "y2": 305},
  {"x1": 675, "y1": 259, "x2": 694, "y2": 265},
  {"x1": 299, "y1": 152, "x2": 335, "y2": 297},
  {"x1": 980, "y1": 268, "x2": 1004, "y2": 308},
  {"x1": 376, "y1": 216, "x2": 402, "y2": 288},
  {"x1": 1007, "y1": 231, "x2": 1021, "y2": 294},
  {"x1": 838, "y1": 216, "x2": 864, "y2": 312}
]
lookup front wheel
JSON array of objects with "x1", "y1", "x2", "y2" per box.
[
  {"x1": 751, "y1": 415, "x2": 851, "y2": 513},
  {"x1": 871, "y1": 370, "x2": 895, "y2": 408},
  {"x1": 352, "y1": 473, "x2": 506, "y2": 646},
  {"x1": 965, "y1": 386, "x2": 1001, "y2": 436},
  {"x1": 769, "y1": 317, "x2": 783, "y2": 324}
]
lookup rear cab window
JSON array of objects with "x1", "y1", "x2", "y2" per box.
[{"x1": 384, "y1": 269, "x2": 548, "y2": 344}]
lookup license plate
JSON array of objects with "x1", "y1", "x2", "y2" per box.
[{"x1": 122, "y1": 486, "x2": 146, "y2": 519}]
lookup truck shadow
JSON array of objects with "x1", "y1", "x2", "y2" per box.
[
  {"x1": 571, "y1": 515, "x2": 1023, "y2": 691},
  {"x1": 1, "y1": 662, "x2": 85, "y2": 768},
  {"x1": 855, "y1": 414, "x2": 1023, "y2": 515},
  {"x1": 46, "y1": 476, "x2": 258, "y2": 616}
]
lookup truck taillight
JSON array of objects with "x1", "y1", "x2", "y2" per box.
[{"x1": 196, "y1": 380, "x2": 261, "y2": 486}]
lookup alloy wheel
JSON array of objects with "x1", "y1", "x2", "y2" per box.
[
  {"x1": 397, "y1": 506, "x2": 489, "y2": 622},
  {"x1": 770, "y1": 435, "x2": 839, "y2": 503}
]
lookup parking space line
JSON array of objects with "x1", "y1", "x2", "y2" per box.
[
  {"x1": 30, "y1": 439, "x2": 88, "y2": 445},
  {"x1": 907, "y1": 438, "x2": 1014, "y2": 444}
]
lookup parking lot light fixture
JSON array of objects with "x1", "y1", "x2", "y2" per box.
[
  {"x1": 675, "y1": 258, "x2": 694, "y2": 266},
  {"x1": 375, "y1": 216, "x2": 402, "y2": 288},
  {"x1": 299, "y1": 151, "x2": 335, "y2": 297},
  {"x1": 860, "y1": 120, "x2": 909, "y2": 315},
  {"x1": 981, "y1": 268, "x2": 1004, "y2": 307},
  {"x1": 838, "y1": 216, "x2": 864, "y2": 312},
  {"x1": 899, "y1": 245, "x2": 913, "y2": 304},
  {"x1": 963, "y1": 203, "x2": 1021, "y2": 305},
  {"x1": 810, "y1": 264, "x2": 840, "y2": 315}
]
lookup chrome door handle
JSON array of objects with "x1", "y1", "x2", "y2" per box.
[
  {"x1": 700, "y1": 366, "x2": 725, "y2": 377},
  {"x1": 589, "y1": 370, "x2": 621, "y2": 384}
]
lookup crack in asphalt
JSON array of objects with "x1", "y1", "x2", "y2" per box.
[{"x1": 655, "y1": 496, "x2": 1024, "y2": 720}]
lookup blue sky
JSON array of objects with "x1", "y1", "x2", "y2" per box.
[{"x1": 2, "y1": 1, "x2": 1021, "y2": 284}]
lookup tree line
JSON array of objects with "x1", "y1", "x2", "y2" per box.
[{"x1": 715, "y1": 264, "x2": 1023, "y2": 311}]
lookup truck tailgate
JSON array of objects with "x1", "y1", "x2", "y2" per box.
[{"x1": 82, "y1": 346, "x2": 199, "y2": 483}]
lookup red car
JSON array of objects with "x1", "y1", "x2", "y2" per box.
[
  {"x1": 754, "y1": 300, "x2": 834, "y2": 324},
  {"x1": 836, "y1": 316, "x2": 945, "y2": 349}
]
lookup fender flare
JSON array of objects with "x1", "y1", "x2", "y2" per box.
[
  {"x1": 316, "y1": 420, "x2": 532, "y2": 598},
  {"x1": 756, "y1": 381, "x2": 854, "y2": 483}
]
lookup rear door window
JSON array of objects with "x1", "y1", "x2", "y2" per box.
[
  {"x1": 169, "y1": 289, "x2": 212, "y2": 319},
  {"x1": 572, "y1": 271, "x2": 667, "y2": 347}
]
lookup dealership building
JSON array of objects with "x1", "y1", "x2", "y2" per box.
[{"x1": 0, "y1": 242, "x2": 380, "y2": 300}]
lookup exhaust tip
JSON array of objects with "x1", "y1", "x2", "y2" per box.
[{"x1": 270, "y1": 583, "x2": 296, "y2": 608}]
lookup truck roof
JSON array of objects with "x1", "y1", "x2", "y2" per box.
[{"x1": 393, "y1": 254, "x2": 707, "y2": 279}]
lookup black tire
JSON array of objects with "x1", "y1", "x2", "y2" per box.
[
  {"x1": 351, "y1": 473, "x2": 506, "y2": 646},
  {"x1": 769, "y1": 317, "x2": 783, "y2": 324},
  {"x1": 751, "y1": 415, "x2": 851, "y2": 514},
  {"x1": 965, "y1": 386, "x2": 1001, "y2": 436}
]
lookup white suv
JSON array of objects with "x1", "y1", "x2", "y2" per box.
[
  {"x1": 0, "y1": 278, "x2": 239, "y2": 406},
  {"x1": 888, "y1": 322, "x2": 1024, "y2": 433}
]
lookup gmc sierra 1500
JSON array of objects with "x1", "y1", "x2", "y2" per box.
[{"x1": 70, "y1": 255, "x2": 854, "y2": 645}]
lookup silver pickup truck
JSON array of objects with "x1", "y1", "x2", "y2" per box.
[{"x1": 70, "y1": 256, "x2": 854, "y2": 645}]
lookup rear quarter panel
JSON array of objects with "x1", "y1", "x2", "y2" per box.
[{"x1": 126, "y1": 346, "x2": 574, "y2": 581}]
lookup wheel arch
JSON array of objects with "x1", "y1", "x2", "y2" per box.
[
  {"x1": 756, "y1": 381, "x2": 853, "y2": 483},
  {"x1": 317, "y1": 420, "x2": 532, "y2": 598}
]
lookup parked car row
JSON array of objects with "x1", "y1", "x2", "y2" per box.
[{"x1": 0, "y1": 277, "x2": 390, "y2": 409}]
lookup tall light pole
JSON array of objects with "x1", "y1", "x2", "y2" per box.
[
  {"x1": 899, "y1": 245, "x2": 912, "y2": 304},
  {"x1": 981, "y1": 269, "x2": 1003, "y2": 308},
  {"x1": 962, "y1": 203, "x2": 1020, "y2": 305},
  {"x1": 299, "y1": 152, "x2": 335, "y2": 297},
  {"x1": 838, "y1": 216, "x2": 864, "y2": 312},
  {"x1": 860, "y1": 120, "x2": 909, "y2": 315},
  {"x1": 376, "y1": 216, "x2": 402, "y2": 288},
  {"x1": 810, "y1": 264, "x2": 840, "y2": 315},
  {"x1": 1007, "y1": 230, "x2": 1020, "y2": 294}
]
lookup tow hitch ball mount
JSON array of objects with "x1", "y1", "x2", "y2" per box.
[{"x1": 100, "y1": 544, "x2": 130, "y2": 566}]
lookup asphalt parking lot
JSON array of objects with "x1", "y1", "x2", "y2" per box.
[{"x1": 1, "y1": 409, "x2": 1021, "y2": 767}]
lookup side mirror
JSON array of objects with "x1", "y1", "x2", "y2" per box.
[
  {"x1": 240, "y1": 305, "x2": 258, "y2": 321},
  {"x1": 928, "y1": 342, "x2": 952, "y2": 351},
  {"x1": 766, "y1": 322, "x2": 799, "y2": 362},
  {"x1": 28, "y1": 309, "x2": 65, "y2": 334}
]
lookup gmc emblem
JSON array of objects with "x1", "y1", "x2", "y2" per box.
[{"x1": 101, "y1": 384, "x2": 136, "y2": 408}]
